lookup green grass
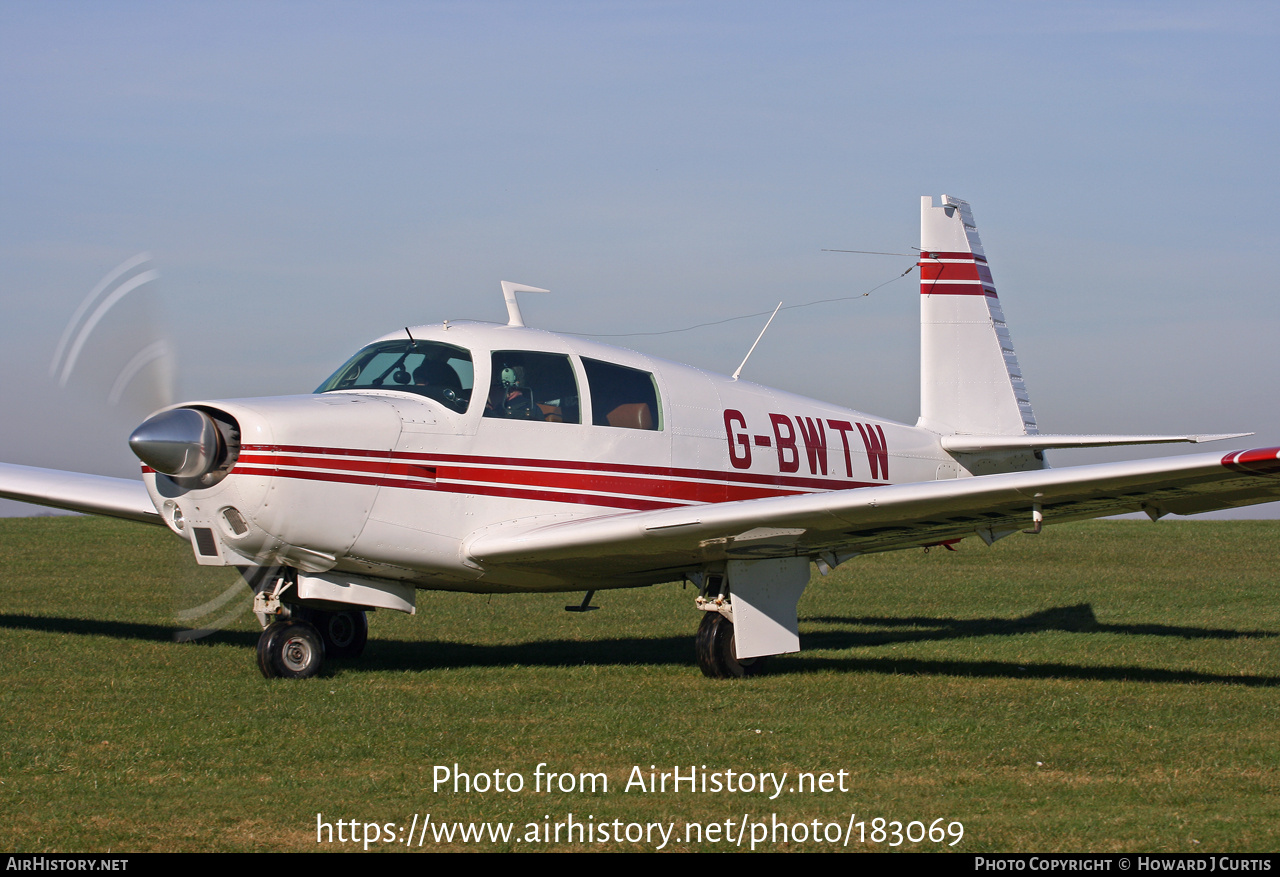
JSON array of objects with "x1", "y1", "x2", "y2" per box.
[{"x1": 0, "y1": 516, "x2": 1276, "y2": 852}]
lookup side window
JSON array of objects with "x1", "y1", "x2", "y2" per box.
[
  {"x1": 582, "y1": 358, "x2": 662, "y2": 430},
  {"x1": 485, "y1": 351, "x2": 581, "y2": 423}
]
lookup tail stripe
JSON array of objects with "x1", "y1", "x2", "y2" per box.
[{"x1": 920, "y1": 253, "x2": 997, "y2": 297}]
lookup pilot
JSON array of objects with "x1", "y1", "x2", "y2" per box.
[
  {"x1": 413, "y1": 359, "x2": 460, "y2": 392},
  {"x1": 491, "y1": 365, "x2": 533, "y2": 418}
]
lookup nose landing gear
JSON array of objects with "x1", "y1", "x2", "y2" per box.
[
  {"x1": 251, "y1": 569, "x2": 372, "y2": 678},
  {"x1": 257, "y1": 619, "x2": 325, "y2": 679}
]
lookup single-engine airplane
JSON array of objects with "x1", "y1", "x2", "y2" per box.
[{"x1": 3, "y1": 195, "x2": 1279, "y2": 679}]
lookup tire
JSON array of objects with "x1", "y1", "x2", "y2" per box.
[
  {"x1": 695, "y1": 612, "x2": 768, "y2": 679},
  {"x1": 257, "y1": 620, "x2": 325, "y2": 679},
  {"x1": 294, "y1": 608, "x2": 368, "y2": 659}
]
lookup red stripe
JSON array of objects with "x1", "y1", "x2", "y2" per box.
[
  {"x1": 443, "y1": 465, "x2": 798, "y2": 503},
  {"x1": 443, "y1": 480, "x2": 674, "y2": 511},
  {"x1": 237, "y1": 444, "x2": 875, "y2": 492},
  {"x1": 919, "y1": 282, "x2": 996, "y2": 297},
  {"x1": 1221, "y1": 447, "x2": 1280, "y2": 476},
  {"x1": 232, "y1": 464, "x2": 676, "y2": 511},
  {"x1": 919, "y1": 252, "x2": 997, "y2": 296},
  {"x1": 234, "y1": 465, "x2": 388, "y2": 489},
  {"x1": 238, "y1": 453, "x2": 797, "y2": 502},
  {"x1": 920, "y1": 262, "x2": 980, "y2": 282},
  {"x1": 226, "y1": 444, "x2": 881, "y2": 510},
  {"x1": 238, "y1": 453, "x2": 437, "y2": 482}
]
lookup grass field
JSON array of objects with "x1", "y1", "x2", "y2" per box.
[{"x1": 0, "y1": 516, "x2": 1275, "y2": 852}]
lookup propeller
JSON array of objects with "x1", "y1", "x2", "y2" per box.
[
  {"x1": 50, "y1": 254, "x2": 256, "y2": 641},
  {"x1": 50, "y1": 252, "x2": 174, "y2": 422}
]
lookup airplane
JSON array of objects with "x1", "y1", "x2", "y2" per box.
[{"x1": 2, "y1": 194, "x2": 1278, "y2": 680}]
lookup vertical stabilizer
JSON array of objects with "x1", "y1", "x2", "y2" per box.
[{"x1": 918, "y1": 195, "x2": 1037, "y2": 437}]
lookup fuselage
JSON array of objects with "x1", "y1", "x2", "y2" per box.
[{"x1": 141, "y1": 321, "x2": 958, "y2": 593}]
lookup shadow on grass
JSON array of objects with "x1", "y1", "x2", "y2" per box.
[
  {"x1": 1, "y1": 607, "x2": 1275, "y2": 687},
  {"x1": 803, "y1": 603, "x2": 1279, "y2": 648},
  {"x1": 784, "y1": 654, "x2": 1278, "y2": 686},
  {"x1": 0, "y1": 613, "x2": 259, "y2": 646}
]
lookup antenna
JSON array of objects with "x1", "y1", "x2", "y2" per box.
[
  {"x1": 732, "y1": 301, "x2": 782, "y2": 381},
  {"x1": 500, "y1": 281, "x2": 550, "y2": 327}
]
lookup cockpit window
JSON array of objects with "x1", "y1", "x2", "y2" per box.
[{"x1": 315, "y1": 340, "x2": 474, "y2": 413}]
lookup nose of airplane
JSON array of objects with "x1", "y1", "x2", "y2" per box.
[{"x1": 129, "y1": 408, "x2": 223, "y2": 478}]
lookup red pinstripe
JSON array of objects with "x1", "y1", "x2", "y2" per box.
[
  {"x1": 237, "y1": 444, "x2": 874, "y2": 491},
  {"x1": 225, "y1": 444, "x2": 877, "y2": 511}
]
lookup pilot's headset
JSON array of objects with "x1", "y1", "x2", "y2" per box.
[{"x1": 500, "y1": 366, "x2": 524, "y2": 388}]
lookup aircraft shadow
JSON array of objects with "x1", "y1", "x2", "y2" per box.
[
  {"x1": 793, "y1": 603, "x2": 1278, "y2": 687},
  {"x1": 0, "y1": 612, "x2": 260, "y2": 647},
  {"x1": 1, "y1": 606, "x2": 1275, "y2": 687},
  {"x1": 802, "y1": 603, "x2": 1278, "y2": 648}
]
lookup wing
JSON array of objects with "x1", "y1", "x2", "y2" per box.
[
  {"x1": 464, "y1": 446, "x2": 1280, "y2": 583},
  {"x1": 0, "y1": 463, "x2": 161, "y2": 525}
]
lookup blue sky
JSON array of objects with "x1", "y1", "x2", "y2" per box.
[{"x1": 2, "y1": 1, "x2": 1278, "y2": 515}]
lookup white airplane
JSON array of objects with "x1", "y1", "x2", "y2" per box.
[{"x1": 3, "y1": 195, "x2": 1278, "y2": 680}]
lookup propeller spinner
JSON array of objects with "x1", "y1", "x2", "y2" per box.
[{"x1": 129, "y1": 407, "x2": 233, "y2": 481}]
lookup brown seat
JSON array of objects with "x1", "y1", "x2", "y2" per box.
[{"x1": 605, "y1": 403, "x2": 654, "y2": 430}]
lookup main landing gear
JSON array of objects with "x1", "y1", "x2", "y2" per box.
[
  {"x1": 694, "y1": 570, "x2": 766, "y2": 679},
  {"x1": 696, "y1": 612, "x2": 768, "y2": 679},
  {"x1": 692, "y1": 558, "x2": 810, "y2": 679}
]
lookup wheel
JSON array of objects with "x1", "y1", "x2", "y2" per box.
[
  {"x1": 294, "y1": 608, "x2": 368, "y2": 659},
  {"x1": 320, "y1": 609, "x2": 368, "y2": 659},
  {"x1": 257, "y1": 620, "x2": 325, "y2": 679},
  {"x1": 695, "y1": 612, "x2": 768, "y2": 679}
]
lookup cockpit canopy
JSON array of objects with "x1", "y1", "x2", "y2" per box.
[
  {"x1": 317, "y1": 334, "x2": 663, "y2": 430},
  {"x1": 315, "y1": 340, "x2": 474, "y2": 412}
]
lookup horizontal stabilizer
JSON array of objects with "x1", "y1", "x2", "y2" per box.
[
  {"x1": 0, "y1": 463, "x2": 160, "y2": 524},
  {"x1": 940, "y1": 433, "x2": 1254, "y2": 453}
]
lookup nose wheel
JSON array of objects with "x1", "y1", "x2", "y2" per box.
[
  {"x1": 696, "y1": 612, "x2": 768, "y2": 679},
  {"x1": 257, "y1": 619, "x2": 325, "y2": 679}
]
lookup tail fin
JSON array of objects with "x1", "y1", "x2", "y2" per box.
[{"x1": 918, "y1": 195, "x2": 1037, "y2": 437}]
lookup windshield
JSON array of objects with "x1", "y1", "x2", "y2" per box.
[{"x1": 315, "y1": 340, "x2": 475, "y2": 413}]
